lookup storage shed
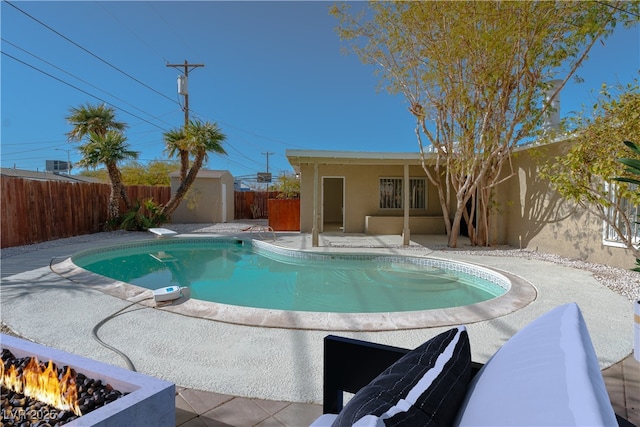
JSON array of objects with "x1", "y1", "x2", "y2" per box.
[{"x1": 169, "y1": 170, "x2": 234, "y2": 223}]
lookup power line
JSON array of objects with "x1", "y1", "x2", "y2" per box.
[
  {"x1": 1, "y1": 37, "x2": 176, "y2": 129},
  {"x1": 225, "y1": 143, "x2": 265, "y2": 169},
  {"x1": 188, "y1": 110, "x2": 294, "y2": 173},
  {"x1": 0, "y1": 56, "x2": 277, "y2": 174},
  {"x1": 146, "y1": 2, "x2": 203, "y2": 62},
  {"x1": 188, "y1": 110, "x2": 292, "y2": 170},
  {"x1": 97, "y1": 2, "x2": 171, "y2": 64},
  {"x1": 3, "y1": 142, "x2": 71, "y2": 156},
  {"x1": 192, "y1": 109, "x2": 302, "y2": 149},
  {"x1": 2, "y1": 139, "x2": 67, "y2": 146},
  {"x1": 594, "y1": 1, "x2": 640, "y2": 19},
  {"x1": 215, "y1": 156, "x2": 263, "y2": 174},
  {"x1": 4, "y1": 1, "x2": 180, "y2": 107},
  {"x1": 1, "y1": 51, "x2": 166, "y2": 131},
  {"x1": 3, "y1": 2, "x2": 298, "y2": 173}
]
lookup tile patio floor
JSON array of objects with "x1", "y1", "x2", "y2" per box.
[{"x1": 175, "y1": 353, "x2": 639, "y2": 426}]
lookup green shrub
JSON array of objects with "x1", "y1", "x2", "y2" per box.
[{"x1": 108, "y1": 199, "x2": 167, "y2": 231}]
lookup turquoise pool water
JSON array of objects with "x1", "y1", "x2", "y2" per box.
[{"x1": 72, "y1": 239, "x2": 507, "y2": 313}]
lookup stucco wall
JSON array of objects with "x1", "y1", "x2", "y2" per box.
[{"x1": 499, "y1": 143, "x2": 636, "y2": 269}]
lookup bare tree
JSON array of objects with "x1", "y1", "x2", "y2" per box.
[{"x1": 331, "y1": 1, "x2": 638, "y2": 246}]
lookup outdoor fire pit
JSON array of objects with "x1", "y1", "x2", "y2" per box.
[{"x1": 1, "y1": 334, "x2": 175, "y2": 426}]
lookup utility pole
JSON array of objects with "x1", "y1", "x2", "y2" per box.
[
  {"x1": 262, "y1": 151, "x2": 274, "y2": 173},
  {"x1": 262, "y1": 151, "x2": 274, "y2": 192},
  {"x1": 166, "y1": 60, "x2": 205, "y2": 128}
]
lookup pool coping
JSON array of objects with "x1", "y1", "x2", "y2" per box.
[{"x1": 55, "y1": 238, "x2": 537, "y2": 331}]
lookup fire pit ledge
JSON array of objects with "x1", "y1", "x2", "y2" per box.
[{"x1": 1, "y1": 333, "x2": 175, "y2": 427}]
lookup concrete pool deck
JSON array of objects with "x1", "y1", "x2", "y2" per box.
[{"x1": 1, "y1": 224, "x2": 638, "y2": 425}]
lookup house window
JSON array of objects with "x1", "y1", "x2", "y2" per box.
[
  {"x1": 603, "y1": 183, "x2": 640, "y2": 246},
  {"x1": 409, "y1": 178, "x2": 426, "y2": 209},
  {"x1": 379, "y1": 178, "x2": 426, "y2": 209}
]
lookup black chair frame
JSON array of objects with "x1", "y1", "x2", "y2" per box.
[{"x1": 322, "y1": 335, "x2": 635, "y2": 427}]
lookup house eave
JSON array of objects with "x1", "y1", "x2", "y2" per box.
[{"x1": 286, "y1": 149, "x2": 434, "y2": 167}]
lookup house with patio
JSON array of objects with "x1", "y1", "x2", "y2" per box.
[{"x1": 286, "y1": 139, "x2": 637, "y2": 269}]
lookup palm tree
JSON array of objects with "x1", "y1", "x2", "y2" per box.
[
  {"x1": 160, "y1": 120, "x2": 227, "y2": 218},
  {"x1": 163, "y1": 128, "x2": 189, "y2": 181},
  {"x1": 66, "y1": 103, "x2": 126, "y2": 141},
  {"x1": 77, "y1": 130, "x2": 139, "y2": 220},
  {"x1": 66, "y1": 103, "x2": 133, "y2": 220}
]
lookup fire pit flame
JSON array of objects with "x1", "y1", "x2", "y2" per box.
[
  {"x1": 1, "y1": 356, "x2": 82, "y2": 416},
  {"x1": 2, "y1": 334, "x2": 175, "y2": 426}
]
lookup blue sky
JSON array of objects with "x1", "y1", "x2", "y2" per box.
[{"x1": 1, "y1": 1, "x2": 639, "y2": 180}]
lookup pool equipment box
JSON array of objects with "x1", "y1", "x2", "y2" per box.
[{"x1": 153, "y1": 286, "x2": 182, "y2": 302}]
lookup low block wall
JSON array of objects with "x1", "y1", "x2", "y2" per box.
[{"x1": 365, "y1": 216, "x2": 445, "y2": 235}]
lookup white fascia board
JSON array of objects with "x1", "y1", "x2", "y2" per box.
[{"x1": 286, "y1": 149, "x2": 429, "y2": 165}]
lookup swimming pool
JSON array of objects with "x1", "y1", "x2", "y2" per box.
[{"x1": 71, "y1": 238, "x2": 509, "y2": 314}]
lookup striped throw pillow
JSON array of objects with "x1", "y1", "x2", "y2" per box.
[{"x1": 331, "y1": 326, "x2": 471, "y2": 427}]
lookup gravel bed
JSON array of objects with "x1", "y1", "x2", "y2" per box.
[
  {"x1": 0, "y1": 230, "x2": 136, "y2": 259},
  {"x1": 440, "y1": 246, "x2": 640, "y2": 302},
  {"x1": 1, "y1": 323, "x2": 22, "y2": 338}
]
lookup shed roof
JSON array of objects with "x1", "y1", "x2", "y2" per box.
[{"x1": 168, "y1": 169, "x2": 232, "y2": 179}]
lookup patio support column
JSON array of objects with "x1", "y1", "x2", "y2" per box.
[
  {"x1": 312, "y1": 161, "x2": 319, "y2": 247},
  {"x1": 402, "y1": 163, "x2": 410, "y2": 245}
]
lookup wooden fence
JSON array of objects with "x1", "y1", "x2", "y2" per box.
[
  {"x1": 1, "y1": 177, "x2": 300, "y2": 248},
  {"x1": 234, "y1": 191, "x2": 279, "y2": 219},
  {"x1": 1, "y1": 176, "x2": 170, "y2": 248}
]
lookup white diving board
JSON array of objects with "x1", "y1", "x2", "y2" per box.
[{"x1": 148, "y1": 228, "x2": 178, "y2": 238}]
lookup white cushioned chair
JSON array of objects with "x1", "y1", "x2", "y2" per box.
[{"x1": 311, "y1": 303, "x2": 633, "y2": 427}]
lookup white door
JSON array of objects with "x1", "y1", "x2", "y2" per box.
[
  {"x1": 221, "y1": 184, "x2": 227, "y2": 223},
  {"x1": 322, "y1": 177, "x2": 344, "y2": 232}
]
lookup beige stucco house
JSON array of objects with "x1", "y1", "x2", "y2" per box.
[
  {"x1": 286, "y1": 141, "x2": 637, "y2": 269},
  {"x1": 169, "y1": 170, "x2": 234, "y2": 224}
]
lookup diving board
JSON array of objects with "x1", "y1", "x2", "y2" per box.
[{"x1": 148, "y1": 228, "x2": 178, "y2": 238}]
